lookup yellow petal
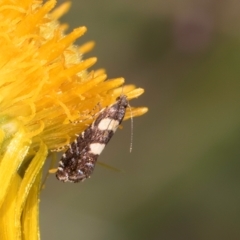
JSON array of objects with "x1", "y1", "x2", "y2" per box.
[
  {"x1": 22, "y1": 172, "x2": 42, "y2": 240},
  {"x1": 0, "y1": 174, "x2": 22, "y2": 240},
  {"x1": 0, "y1": 119, "x2": 31, "y2": 208}
]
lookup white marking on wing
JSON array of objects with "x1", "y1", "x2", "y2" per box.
[
  {"x1": 89, "y1": 143, "x2": 106, "y2": 155},
  {"x1": 98, "y1": 118, "x2": 119, "y2": 131},
  {"x1": 85, "y1": 162, "x2": 94, "y2": 167}
]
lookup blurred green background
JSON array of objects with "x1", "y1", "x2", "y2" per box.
[{"x1": 40, "y1": 0, "x2": 240, "y2": 239}]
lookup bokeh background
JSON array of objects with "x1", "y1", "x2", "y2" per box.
[{"x1": 40, "y1": 0, "x2": 240, "y2": 239}]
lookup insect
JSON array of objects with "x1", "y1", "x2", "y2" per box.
[{"x1": 56, "y1": 95, "x2": 128, "y2": 183}]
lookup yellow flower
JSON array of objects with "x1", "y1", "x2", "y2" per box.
[{"x1": 0, "y1": 0, "x2": 147, "y2": 239}]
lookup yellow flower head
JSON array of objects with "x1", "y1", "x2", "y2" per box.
[{"x1": 0, "y1": 0, "x2": 147, "y2": 239}]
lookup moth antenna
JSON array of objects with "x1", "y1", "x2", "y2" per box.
[
  {"x1": 121, "y1": 85, "x2": 133, "y2": 153},
  {"x1": 128, "y1": 101, "x2": 133, "y2": 153}
]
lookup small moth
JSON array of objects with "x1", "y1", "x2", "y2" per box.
[{"x1": 56, "y1": 95, "x2": 128, "y2": 183}]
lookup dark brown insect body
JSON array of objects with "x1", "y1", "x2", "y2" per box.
[{"x1": 56, "y1": 95, "x2": 128, "y2": 183}]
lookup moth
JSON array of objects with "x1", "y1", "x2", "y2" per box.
[{"x1": 56, "y1": 95, "x2": 128, "y2": 183}]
